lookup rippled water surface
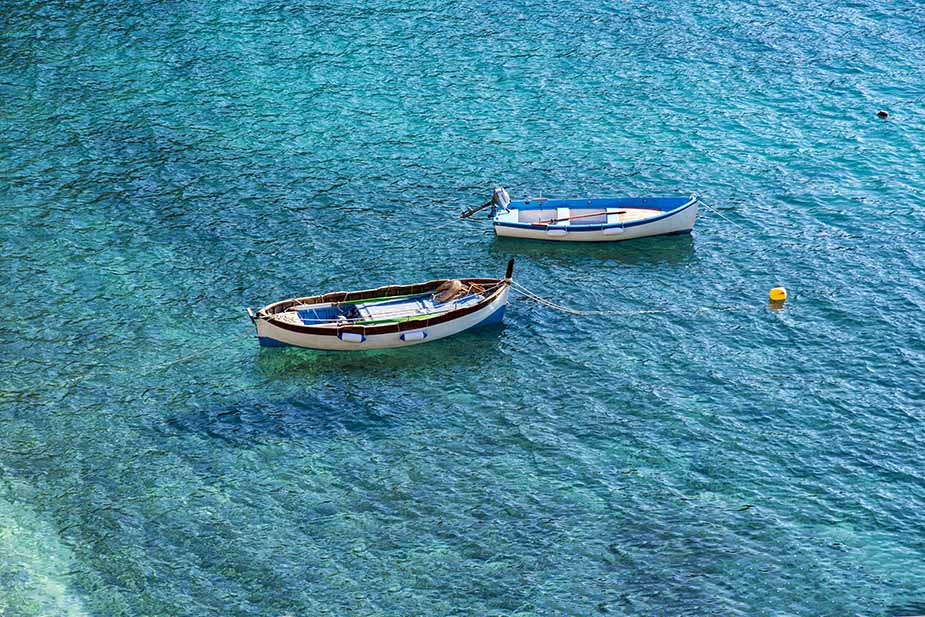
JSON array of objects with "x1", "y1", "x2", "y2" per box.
[{"x1": 2, "y1": 1, "x2": 925, "y2": 615}]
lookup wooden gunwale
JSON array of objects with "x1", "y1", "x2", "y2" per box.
[{"x1": 257, "y1": 278, "x2": 507, "y2": 337}]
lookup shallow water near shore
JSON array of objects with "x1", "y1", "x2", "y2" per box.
[{"x1": 2, "y1": 0, "x2": 925, "y2": 615}]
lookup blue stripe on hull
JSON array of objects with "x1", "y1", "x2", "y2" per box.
[
  {"x1": 492, "y1": 226, "x2": 693, "y2": 240},
  {"x1": 258, "y1": 336, "x2": 294, "y2": 347},
  {"x1": 471, "y1": 305, "x2": 506, "y2": 328},
  {"x1": 494, "y1": 197, "x2": 697, "y2": 232}
]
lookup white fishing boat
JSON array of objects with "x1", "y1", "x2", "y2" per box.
[
  {"x1": 248, "y1": 260, "x2": 514, "y2": 350},
  {"x1": 465, "y1": 188, "x2": 698, "y2": 242}
]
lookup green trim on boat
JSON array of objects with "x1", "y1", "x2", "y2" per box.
[
  {"x1": 356, "y1": 312, "x2": 448, "y2": 326},
  {"x1": 341, "y1": 292, "x2": 428, "y2": 305}
]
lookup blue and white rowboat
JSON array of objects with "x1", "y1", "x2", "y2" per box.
[
  {"x1": 248, "y1": 260, "x2": 514, "y2": 350},
  {"x1": 486, "y1": 188, "x2": 698, "y2": 242}
]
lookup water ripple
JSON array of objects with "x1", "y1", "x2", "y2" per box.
[{"x1": 2, "y1": 0, "x2": 925, "y2": 614}]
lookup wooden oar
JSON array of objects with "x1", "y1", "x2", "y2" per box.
[{"x1": 532, "y1": 210, "x2": 625, "y2": 226}]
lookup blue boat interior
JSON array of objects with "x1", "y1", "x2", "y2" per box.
[
  {"x1": 297, "y1": 303, "x2": 360, "y2": 325},
  {"x1": 490, "y1": 195, "x2": 696, "y2": 228},
  {"x1": 294, "y1": 291, "x2": 485, "y2": 326}
]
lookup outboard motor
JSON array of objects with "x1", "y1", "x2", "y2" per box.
[
  {"x1": 491, "y1": 187, "x2": 511, "y2": 213},
  {"x1": 461, "y1": 186, "x2": 512, "y2": 219}
]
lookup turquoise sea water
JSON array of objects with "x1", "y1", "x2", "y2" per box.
[{"x1": 2, "y1": 1, "x2": 925, "y2": 614}]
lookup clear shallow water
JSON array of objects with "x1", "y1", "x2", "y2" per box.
[{"x1": 2, "y1": 0, "x2": 925, "y2": 614}]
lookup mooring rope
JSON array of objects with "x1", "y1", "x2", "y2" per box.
[
  {"x1": 140, "y1": 331, "x2": 254, "y2": 376},
  {"x1": 510, "y1": 281, "x2": 738, "y2": 317},
  {"x1": 696, "y1": 199, "x2": 747, "y2": 230},
  {"x1": 57, "y1": 330, "x2": 255, "y2": 391},
  {"x1": 511, "y1": 281, "x2": 586, "y2": 315},
  {"x1": 429, "y1": 218, "x2": 462, "y2": 231}
]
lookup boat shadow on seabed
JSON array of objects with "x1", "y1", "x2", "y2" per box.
[{"x1": 172, "y1": 327, "x2": 513, "y2": 445}]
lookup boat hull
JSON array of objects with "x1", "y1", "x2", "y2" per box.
[
  {"x1": 254, "y1": 286, "x2": 510, "y2": 350},
  {"x1": 493, "y1": 198, "x2": 697, "y2": 242}
]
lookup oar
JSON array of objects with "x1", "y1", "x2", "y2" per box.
[
  {"x1": 460, "y1": 199, "x2": 492, "y2": 219},
  {"x1": 532, "y1": 210, "x2": 625, "y2": 226}
]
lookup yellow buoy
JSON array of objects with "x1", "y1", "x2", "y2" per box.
[{"x1": 769, "y1": 287, "x2": 787, "y2": 302}]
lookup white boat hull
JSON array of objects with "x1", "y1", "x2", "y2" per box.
[
  {"x1": 493, "y1": 199, "x2": 697, "y2": 242},
  {"x1": 255, "y1": 286, "x2": 510, "y2": 351}
]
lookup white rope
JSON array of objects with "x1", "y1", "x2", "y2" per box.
[
  {"x1": 429, "y1": 219, "x2": 460, "y2": 231},
  {"x1": 58, "y1": 331, "x2": 254, "y2": 390},
  {"x1": 511, "y1": 281, "x2": 738, "y2": 317},
  {"x1": 432, "y1": 215, "x2": 490, "y2": 231},
  {"x1": 140, "y1": 331, "x2": 254, "y2": 376},
  {"x1": 511, "y1": 281, "x2": 586, "y2": 315},
  {"x1": 697, "y1": 199, "x2": 747, "y2": 230}
]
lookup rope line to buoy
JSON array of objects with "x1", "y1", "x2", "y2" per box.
[
  {"x1": 511, "y1": 281, "x2": 587, "y2": 315},
  {"x1": 58, "y1": 330, "x2": 255, "y2": 390},
  {"x1": 429, "y1": 218, "x2": 461, "y2": 231},
  {"x1": 697, "y1": 199, "x2": 747, "y2": 230},
  {"x1": 695, "y1": 200, "x2": 789, "y2": 304},
  {"x1": 141, "y1": 331, "x2": 254, "y2": 376},
  {"x1": 510, "y1": 281, "x2": 739, "y2": 317},
  {"x1": 431, "y1": 212, "x2": 487, "y2": 231}
]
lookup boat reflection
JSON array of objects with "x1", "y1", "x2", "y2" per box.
[
  {"x1": 253, "y1": 323, "x2": 510, "y2": 381},
  {"x1": 488, "y1": 233, "x2": 697, "y2": 267}
]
